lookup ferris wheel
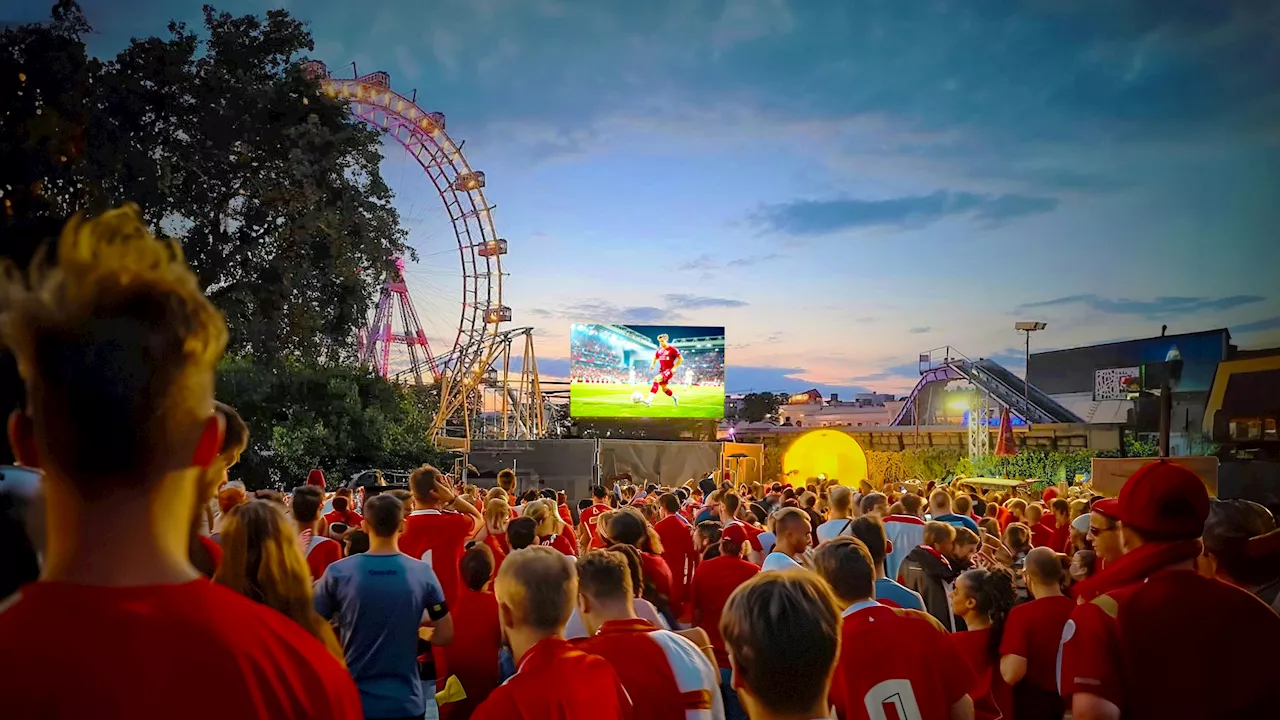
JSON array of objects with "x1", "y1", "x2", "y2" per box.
[{"x1": 302, "y1": 61, "x2": 535, "y2": 444}]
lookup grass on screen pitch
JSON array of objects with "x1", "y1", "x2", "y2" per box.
[{"x1": 570, "y1": 384, "x2": 725, "y2": 419}]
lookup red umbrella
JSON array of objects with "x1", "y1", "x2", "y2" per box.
[{"x1": 995, "y1": 406, "x2": 1017, "y2": 456}]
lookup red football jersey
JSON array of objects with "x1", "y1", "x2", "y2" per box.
[
  {"x1": 433, "y1": 587, "x2": 503, "y2": 720},
  {"x1": 574, "y1": 618, "x2": 721, "y2": 720},
  {"x1": 0, "y1": 580, "x2": 362, "y2": 719},
  {"x1": 1060, "y1": 569, "x2": 1280, "y2": 719},
  {"x1": 305, "y1": 536, "x2": 343, "y2": 581},
  {"x1": 540, "y1": 531, "x2": 578, "y2": 557},
  {"x1": 470, "y1": 637, "x2": 632, "y2": 720},
  {"x1": 655, "y1": 344, "x2": 681, "y2": 372},
  {"x1": 580, "y1": 503, "x2": 612, "y2": 549},
  {"x1": 829, "y1": 603, "x2": 973, "y2": 720},
  {"x1": 399, "y1": 509, "x2": 479, "y2": 606},
  {"x1": 689, "y1": 555, "x2": 759, "y2": 668},
  {"x1": 1000, "y1": 594, "x2": 1075, "y2": 692},
  {"x1": 640, "y1": 551, "x2": 674, "y2": 605},
  {"x1": 323, "y1": 508, "x2": 363, "y2": 528},
  {"x1": 951, "y1": 628, "x2": 1011, "y2": 720},
  {"x1": 654, "y1": 514, "x2": 698, "y2": 612}
]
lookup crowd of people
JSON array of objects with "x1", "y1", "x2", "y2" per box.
[{"x1": 1, "y1": 207, "x2": 1279, "y2": 720}]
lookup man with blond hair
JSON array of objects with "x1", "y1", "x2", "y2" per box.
[
  {"x1": 816, "y1": 485, "x2": 857, "y2": 543},
  {"x1": 471, "y1": 547, "x2": 632, "y2": 719},
  {"x1": 0, "y1": 207, "x2": 360, "y2": 717}
]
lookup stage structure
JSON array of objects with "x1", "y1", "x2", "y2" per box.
[{"x1": 304, "y1": 61, "x2": 541, "y2": 445}]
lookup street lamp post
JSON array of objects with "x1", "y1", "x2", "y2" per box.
[{"x1": 1015, "y1": 322, "x2": 1047, "y2": 420}]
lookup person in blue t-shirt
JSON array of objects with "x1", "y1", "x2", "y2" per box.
[
  {"x1": 315, "y1": 494, "x2": 455, "y2": 720},
  {"x1": 930, "y1": 489, "x2": 981, "y2": 534},
  {"x1": 849, "y1": 516, "x2": 926, "y2": 612}
]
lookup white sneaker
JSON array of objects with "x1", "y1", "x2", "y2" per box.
[{"x1": 672, "y1": 395, "x2": 679, "y2": 406}]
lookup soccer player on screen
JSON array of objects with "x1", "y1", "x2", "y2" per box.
[{"x1": 646, "y1": 333, "x2": 682, "y2": 406}]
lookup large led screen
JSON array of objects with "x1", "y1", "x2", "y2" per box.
[{"x1": 570, "y1": 324, "x2": 725, "y2": 419}]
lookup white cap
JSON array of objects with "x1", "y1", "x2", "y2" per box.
[{"x1": 1071, "y1": 513, "x2": 1092, "y2": 534}]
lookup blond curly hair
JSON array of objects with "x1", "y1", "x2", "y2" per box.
[{"x1": 0, "y1": 205, "x2": 227, "y2": 491}]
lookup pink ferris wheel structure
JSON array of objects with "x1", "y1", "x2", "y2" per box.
[
  {"x1": 359, "y1": 257, "x2": 436, "y2": 384},
  {"x1": 304, "y1": 61, "x2": 531, "y2": 442}
]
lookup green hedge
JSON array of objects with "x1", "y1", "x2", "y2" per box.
[{"x1": 763, "y1": 433, "x2": 1164, "y2": 487}]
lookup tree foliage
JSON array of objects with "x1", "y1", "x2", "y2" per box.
[
  {"x1": 740, "y1": 392, "x2": 784, "y2": 423},
  {"x1": 1, "y1": 2, "x2": 407, "y2": 362},
  {"x1": 218, "y1": 356, "x2": 445, "y2": 490}
]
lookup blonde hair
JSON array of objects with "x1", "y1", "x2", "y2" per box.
[
  {"x1": 0, "y1": 206, "x2": 226, "y2": 490},
  {"x1": 214, "y1": 500, "x2": 344, "y2": 663},
  {"x1": 485, "y1": 498, "x2": 511, "y2": 526},
  {"x1": 495, "y1": 546, "x2": 576, "y2": 633},
  {"x1": 523, "y1": 498, "x2": 564, "y2": 536}
]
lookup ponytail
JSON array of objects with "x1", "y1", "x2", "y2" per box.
[
  {"x1": 961, "y1": 567, "x2": 1018, "y2": 658},
  {"x1": 980, "y1": 568, "x2": 1017, "y2": 658}
]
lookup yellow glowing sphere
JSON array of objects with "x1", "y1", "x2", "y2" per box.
[{"x1": 781, "y1": 429, "x2": 868, "y2": 487}]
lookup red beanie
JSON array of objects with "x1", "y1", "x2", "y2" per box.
[{"x1": 307, "y1": 469, "x2": 326, "y2": 488}]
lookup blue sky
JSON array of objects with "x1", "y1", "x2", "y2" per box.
[{"x1": 13, "y1": 0, "x2": 1280, "y2": 395}]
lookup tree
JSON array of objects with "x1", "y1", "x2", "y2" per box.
[
  {"x1": 741, "y1": 392, "x2": 784, "y2": 423},
  {"x1": 217, "y1": 355, "x2": 445, "y2": 490},
  {"x1": 0, "y1": 1, "x2": 98, "y2": 265},
  {"x1": 2, "y1": 3, "x2": 408, "y2": 362}
]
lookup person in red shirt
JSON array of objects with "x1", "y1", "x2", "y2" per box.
[
  {"x1": 1000, "y1": 546, "x2": 1073, "y2": 720},
  {"x1": 654, "y1": 492, "x2": 698, "y2": 617},
  {"x1": 399, "y1": 464, "x2": 483, "y2": 606},
  {"x1": 434, "y1": 545, "x2": 503, "y2": 720},
  {"x1": 1048, "y1": 498, "x2": 1071, "y2": 554},
  {"x1": 496, "y1": 468, "x2": 518, "y2": 501},
  {"x1": 1061, "y1": 461, "x2": 1280, "y2": 720},
  {"x1": 0, "y1": 207, "x2": 361, "y2": 719},
  {"x1": 949, "y1": 568, "x2": 1016, "y2": 720},
  {"x1": 573, "y1": 550, "x2": 723, "y2": 719},
  {"x1": 717, "y1": 492, "x2": 764, "y2": 564},
  {"x1": 476, "y1": 498, "x2": 511, "y2": 575},
  {"x1": 720, "y1": 571, "x2": 840, "y2": 720},
  {"x1": 1027, "y1": 504, "x2": 1054, "y2": 548},
  {"x1": 293, "y1": 485, "x2": 344, "y2": 580},
  {"x1": 689, "y1": 523, "x2": 758, "y2": 719},
  {"x1": 813, "y1": 537, "x2": 976, "y2": 720},
  {"x1": 472, "y1": 546, "x2": 632, "y2": 719},
  {"x1": 580, "y1": 485, "x2": 614, "y2": 550},
  {"x1": 644, "y1": 333, "x2": 683, "y2": 407},
  {"x1": 604, "y1": 508, "x2": 674, "y2": 606},
  {"x1": 526, "y1": 497, "x2": 578, "y2": 556},
  {"x1": 324, "y1": 489, "x2": 363, "y2": 528}
]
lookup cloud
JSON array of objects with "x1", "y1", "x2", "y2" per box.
[
  {"x1": 726, "y1": 253, "x2": 783, "y2": 267},
  {"x1": 536, "y1": 292, "x2": 747, "y2": 325},
  {"x1": 1232, "y1": 316, "x2": 1280, "y2": 335},
  {"x1": 679, "y1": 254, "x2": 718, "y2": 272},
  {"x1": 752, "y1": 191, "x2": 1059, "y2": 235},
  {"x1": 909, "y1": 327, "x2": 931, "y2": 334},
  {"x1": 393, "y1": 44, "x2": 421, "y2": 80},
  {"x1": 1017, "y1": 294, "x2": 1265, "y2": 319},
  {"x1": 728, "y1": 365, "x2": 870, "y2": 397},
  {"x1": 663, "y1": 293, "x2": 748, "y2": 310},
  {"x1": 711, "y1": 0, "x2": 795, "y2": 55}
]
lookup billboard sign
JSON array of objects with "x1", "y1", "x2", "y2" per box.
[
  {"x1": 1094, "y1": 366, "x2": 1141, "y2": 401},
  {"x1": 569, "y1": 324, "x2": 725, "y2": 419}
]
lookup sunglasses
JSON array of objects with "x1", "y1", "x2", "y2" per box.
[{"x1": 1088, "y1": 524, "x2": 1116, "y2": 538}]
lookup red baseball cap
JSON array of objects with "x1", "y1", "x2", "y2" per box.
[
  {"x1": 722, "y1": 523, "x2": 748, "y2": 545},
  {"x1": 1093, "y1": 461, "x2": 1209, "y2": 539},
  {"x1": 306, "y1": 468, "x2": 326, "y2": 487}
]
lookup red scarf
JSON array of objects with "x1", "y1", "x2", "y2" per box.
[
  {"x1": 1073, "y1": 539, "x2": 1202, "y2": 603},
  {"x1": 917, "y1": 544, "x2": 952, "y2": 570}
]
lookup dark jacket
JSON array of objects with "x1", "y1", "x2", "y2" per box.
[{"x1": 898, "y1": 546, "x2": 962, "y2": 632}]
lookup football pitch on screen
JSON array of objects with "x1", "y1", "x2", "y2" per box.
[{"x1": 570, "y1": 384, "x2": 724, "y2": 419}]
